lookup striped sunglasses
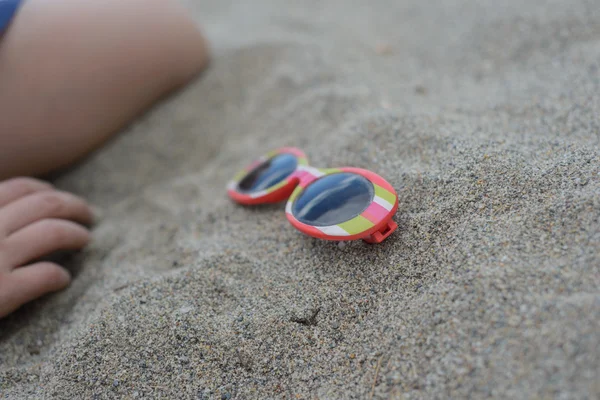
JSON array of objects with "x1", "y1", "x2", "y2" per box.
[{"x1": 227, "y1": 147, "x2": 398, "y2": 243}]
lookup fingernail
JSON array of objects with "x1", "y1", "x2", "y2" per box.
[
  {"x1": 90, "y1": 205, "x2": 104, "y2": 224},
  {"x1": 60, "y1": 267, "x2": 72, "y2": 282}
]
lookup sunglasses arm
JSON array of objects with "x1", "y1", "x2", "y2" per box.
[{"x1": 362, "y1": 220, "x2": 398, "y2": 244}]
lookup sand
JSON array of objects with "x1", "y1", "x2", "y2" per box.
[{"x1": 1, "y1": 0, "x2": 599, "y2": 398}]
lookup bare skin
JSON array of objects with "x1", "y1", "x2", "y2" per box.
[
  {"x1": 0, "y1": 0, "x2": 209, "y2": 179},
  {"x1": 0, "y1": 0, "x2": 208, "y2": 317},
  {"x1": 0, "y1": 178, "x2": 93, "y2": 317}
]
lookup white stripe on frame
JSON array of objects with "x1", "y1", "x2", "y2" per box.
[
  {"x1": 373, "y1": 195, "x2": 393, "y2": 211},
  {"x1": 249, "y1": 190, "x2": 268, "y2": 199},
  {"x1": 316, "y1": 225, "x2": 350, "y2": 236}
]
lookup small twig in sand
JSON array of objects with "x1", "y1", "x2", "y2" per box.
[
  {"x1": 113, "y1": 283, "x2": 131, "y2": 292},
  {"x1": 369, "y1": 356, "x2": 383, "y2": 400}
]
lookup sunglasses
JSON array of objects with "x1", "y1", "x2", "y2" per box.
[{"x1": 227, "y1": 147, "x2": 399, "y2": 243}]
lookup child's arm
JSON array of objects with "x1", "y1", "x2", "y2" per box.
[
  {"x1": 0, "y1": 0, "x2": 208, "y2": 317},
  {"x1": 0, "y1": 0, "x2": 209, "y2": 179}
]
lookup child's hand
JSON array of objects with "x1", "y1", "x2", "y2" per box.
[{"x1": 0, "y1": 178, "x2": 93, "y2": 318}]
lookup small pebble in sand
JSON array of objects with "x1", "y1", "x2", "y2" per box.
[
  {"x1": 178, "y1": 305, "x2": 194, "y2": 314},
  {"x1": 380, "y1": 100, "x2": 392, "y2": 109},
  {"x1": 415, "y1": 85, "x2": 427, "y2": 95},
  {"x1": 375, "y1": 43, "x2": 393, "y2": 55}
]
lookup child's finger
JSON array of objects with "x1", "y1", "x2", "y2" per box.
[
  {"x1": 1, "y1": 219, "x2": 90, "y2": 268},
  {"x1": 0, "y1": 262, "x2": 70, "y2": 317},
  {"x1": 0, "y1": 177, "x2": 53, "y2": 208},
  {"x1": 0, "y1": 190, "x2": 93, "y2": 237}
]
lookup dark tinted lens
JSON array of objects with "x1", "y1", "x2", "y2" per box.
[
  {"x1": 292, "y1": 173, "x2": 374, "y2": 226},
  {"x1": 238, "y1": 153, "x2": 298, "y2": 193}
]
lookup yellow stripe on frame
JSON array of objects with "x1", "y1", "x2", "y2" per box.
[
  {"x1": 374, "y1": 184, "x2": 396, "y2": 205},
  {"x1": 337, "y1": 215, "x2": 374, "y2": 235}
]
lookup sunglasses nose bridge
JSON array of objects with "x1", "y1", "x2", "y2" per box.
[{"x1": 293, "y1": 165, "x2": 325, "y2": 188}]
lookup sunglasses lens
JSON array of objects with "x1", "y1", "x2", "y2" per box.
[
  {"x1": 238, "y1": 153, "x2": 298, "y2": 193},
  {"x1": 292, "y1": 173, "x2": 374, "y2": 226}
]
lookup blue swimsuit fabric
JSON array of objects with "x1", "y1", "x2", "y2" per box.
[{"x1": 0, "y1": 0, "x2": 21, "y2": 33}]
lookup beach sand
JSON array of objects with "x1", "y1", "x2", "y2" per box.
[{"x1": 1, "y1": 0, "x2": 599, "y2": 398}]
